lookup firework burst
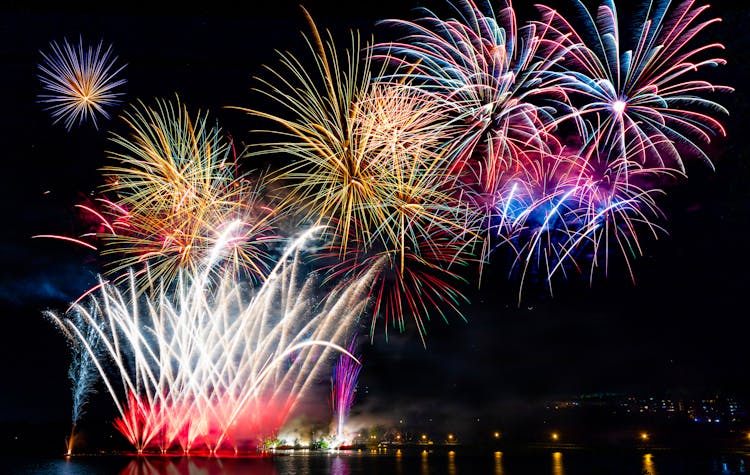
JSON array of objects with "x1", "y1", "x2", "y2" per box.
[
  {"x1": 236, "y1": 10, "x2": 477, "y2": 344},
  {"x1": 37, "y1": 36, "x2": 127, "y2": 131},
  {"x1": 497, "y1": 145, "x2": 670, "y2": 301},
  {"x1": 537, "y1": 0, "x2": 732, "y2": 178},
  {"x1": 94, "y1": 96, "x2": 280, "y2": 289},
  {"x1": 372, "y1": 0, "x2": 731, "y2": 297},
  {"x1": 374, "y1": 0, "x2": 571, "y2": 172},
  {"x1": 236, "y1": 9, "x2": 384, "y2": 250},
  {"x1": 372, "y1": 0, "x2": 577, "y2": 282}
]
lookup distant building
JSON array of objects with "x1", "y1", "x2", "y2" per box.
[{"x1": 545, "y1": 392, "x2": 747, "y2": 428}]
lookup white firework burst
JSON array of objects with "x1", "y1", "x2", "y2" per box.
[{"x1": 37, "y1": 36, "x2": 127, "y2": 130}]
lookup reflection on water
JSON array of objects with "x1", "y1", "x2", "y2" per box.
[
  {"x1": 119, "y1": 456, "x2": 278, "y2": 475},
  {"x1": 552, "y1": 451, "x2": 564, "y2": 475},
  {"x1": 713, "y1": 455, "x2": 748, "y2": 474},
  {"x1": 8, "y1": 448, "x2": 750, "y2": 475},
  {"x1": 395, "y1": 449, "x2": 404, "y2": 475},
  {"x1": 330, "y1": 456, "x2": 350, "y2": 475},
  {"x1": 447, "y1": 450, "x2": 456, "y2": 475},
  {"x1": 494, "y1": 451, "x2": 504, "y2": 475},
  {"x1": 643, "y1": 453, "x2": 658, "y2": 475}
]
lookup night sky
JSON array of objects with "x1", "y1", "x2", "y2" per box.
[{"x1": 0, "y1": 0, "x2": 748, "y2": 443}]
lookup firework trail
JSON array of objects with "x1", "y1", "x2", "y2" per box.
[
  {"x1": 45, "y1": 228, "x2": 375, "y2": 454},
  {"x1": 330, "y1": 338, "x2": 362, "y2": 446},
  {"x1": 37, "y1": 36, "x2": 127, "y2": 131},
  {"x1": 47, "y1": 311, "x2": 102, "y2": 455}
]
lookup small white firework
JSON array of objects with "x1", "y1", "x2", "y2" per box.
[{"x1": 37, "y1": 36, "x2": 127, "y2": 131}]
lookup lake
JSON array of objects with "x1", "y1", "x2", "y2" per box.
[{"x1": 3, "y1": 448, "x2": 749, "y2": 474}]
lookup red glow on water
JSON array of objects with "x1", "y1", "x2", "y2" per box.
[{"x1": 118, "y1": 454, "x2": 278, "y2": 475}]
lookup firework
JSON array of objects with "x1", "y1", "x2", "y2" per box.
[
  {"x1": 237, "y1": 10, "x2": 468, "y2": 254},
  {"x1": 95, "y1": 96, "x2": 280, "y2": 288},
  {"x1": 45, "y1": 228, "x2": 375, "y2": 454},
  {"x1": 490, "y1": 0, "x2": 733, "y2": 295},
  {"x1": 372, "y1": 0, "x2": 576, "y2": 283},
  {"x1": 38, "y1": 4, "x2": 733, "y2": 423},
  {"x1": 372, "y1": 0, "x2": 731, "y2": 297},
  {"x1": 374, "y1": 0, "x2": 570, "y2": 173},
  {"x1": 537, "y1": 0, "x2": 732, "y2": 178},
  {"x1": 37, "y1": 36, "x2": 127, "y2": 131},
  {"x1": 330, "y1": 338, "x2": 361, "y2": 446},
  {"x1": 236, "y1": 10, "x2": 477, "y2": 344},
  {"x1": 495, "y1": 145, "x2": 670, "y2": 301},
  {"x1": 46, "y1": 311, "x2": 102, "y2": 455},
  {"x1": 237, "y1": 10, "x2": 383, "y2": 250}
]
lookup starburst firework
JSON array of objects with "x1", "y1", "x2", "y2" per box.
[
  {"x1": 97, "y1": 96, "x2": 280, "y2": 288},
  {"x1": 37, "y1": 36, "x2": 127, "y2": 130},
  {"x1": 237, "y1": 9, "x2": 477, "y2": 343}
]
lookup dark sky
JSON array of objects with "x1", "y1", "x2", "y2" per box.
[{"x1": 0, "y1": 0, "x2": 748, "y2": 440}]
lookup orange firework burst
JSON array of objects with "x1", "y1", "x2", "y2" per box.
[
  {"x1": 235, "y1": 9, "x2": 478, "y2": 344},
  {"x1": 96, "y1": 96, "x2": 280, "y2": 287}
]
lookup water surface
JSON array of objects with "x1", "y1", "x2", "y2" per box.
[{"x1": 3, "y1": 448, "x2": 749, "y2": 474}]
